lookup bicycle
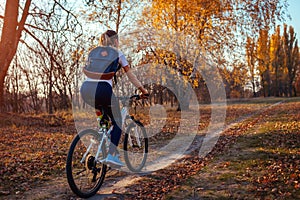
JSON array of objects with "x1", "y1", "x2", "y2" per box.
[{"x1": 66, "y1": 95, "x2": 148, "y2": 198}]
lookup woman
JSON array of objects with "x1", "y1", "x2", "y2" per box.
[{"x1": 80, "y1": 30, "x2": 148, "y2": 166}]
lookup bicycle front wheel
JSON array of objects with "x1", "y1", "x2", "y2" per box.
[
  {"x1": 66, "y1": 129, "x2": 107, "y2": 198},
  {"x1": 124, "y1": 121, "x2": 148, "y2": 172}
]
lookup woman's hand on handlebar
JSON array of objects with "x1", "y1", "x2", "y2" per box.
[
  {"x1": 139, "y1": 87, "x2": 149, "y2": 99},
  {"x1": 141, "y1": 93, "x2": 149, "y2": 99}
]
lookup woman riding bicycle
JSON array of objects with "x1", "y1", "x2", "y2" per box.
[{"x1": 80, "y1": 30, "x2": 148, "y2": 167}]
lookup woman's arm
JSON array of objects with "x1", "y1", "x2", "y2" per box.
[{"x1": 123, "y1": 66, "x2": 148, "y2": 96}]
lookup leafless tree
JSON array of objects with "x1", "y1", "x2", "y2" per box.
[{"x1": 0, "y1": 0, "x2": 82, "y2": 113}]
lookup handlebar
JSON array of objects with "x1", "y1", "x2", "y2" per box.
[
  {"x1": 118, "y1": 94, "x2": 149, "y2": 107},
  {"x1": 129, "y1": 94, "x2": 141, "y2": 100},
  {"x1": 130, "y1": 94, "x2": 149, "y2": 100}
]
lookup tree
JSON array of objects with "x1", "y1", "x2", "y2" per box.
[
  {"x1": 257, "y1": 28, "x2": 271, "y2": 97},
  {"x1": 283, "y1": 24, "x2": 298, "y2": 97},
  {"x1": 270, "y1": 25, "x2": 286, "y2": 97},
  {"x1": 1, "y1": 0, "x2": 82, "y2": 113},
  {"x1": 0, "y1": 0, "x2": 31, "y2": 110},
  {"x1": 137, "y1": 0, "x2": 289, "y2": 103},
  {"x1": 0, "y1": 0, "x2": 79, "y2": 112},
  {"x1": 19, "y1": 52, "x2": 44, "y2": 114},
  {"x1": 220, "y1": 62, "x2": 249, "y2": 98},
  {"x1": 148, "y1": 48, "x2": 198, "y2": 110},
  {"x1": 246, "y1": 36, "x2": 258, "y2": 97},
  {"x1": 141, "y1": 0, "x2": 289, "y2": 58},
  {"x1": 81, "y1": 0, "x2": 145, "y2": 34},
  {"x1": 253, "y1": 24, "x2": 300, "y2": 97}
]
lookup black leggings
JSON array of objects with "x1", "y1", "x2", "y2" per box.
[{"x1": 80, "y1": 81, "x2": 122, "y2": 154}]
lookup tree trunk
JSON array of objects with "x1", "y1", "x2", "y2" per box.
[
  {"x1": 293, "y1": 85, "x2": 297, "y2": 97},
  {"x1": 48, "y1": 62, "x2": 54, "y2": 114},
  {"x1": 0, "y1": 0, "x2": 31, "y2": 110},
  {"x1": 266, "y1": 69, "x2": 271, "y2": 97},
  {"x1": 176, "y1": 83, "x2": 191, "y2": 111},
  {"x1": 0, "y1": 0, "x2": 19, "y2": 110},
  {"x1": 252, "y1": 80, "x2": 257, "y2": 97}
]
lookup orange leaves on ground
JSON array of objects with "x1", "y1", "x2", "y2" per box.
[
  {"x1": 0, "y1": 113, "x2": 75, "y2": 195},
  {"x1": 123, "y1": 100, "x2": 300, "y2": 199}
]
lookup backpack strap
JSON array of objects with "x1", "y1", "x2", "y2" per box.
[
  {"x1": 113, "y1": 63, "x2": 122, "y2": 85},
  {"x1": 83, "y1": 68, "x2": 115, "y2": 80}
]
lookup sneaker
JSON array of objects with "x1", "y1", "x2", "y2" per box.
[{"x1": 105, "y1": 154, "x2": 124, "y2": 167}]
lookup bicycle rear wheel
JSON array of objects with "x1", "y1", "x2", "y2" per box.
[
  {"x1": 124, "y1": 121, "x2": 148, "y2": 172},
  {"x1": 66, "y1": 129, "x2": 107, "y2": 198}
]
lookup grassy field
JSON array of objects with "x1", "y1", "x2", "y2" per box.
[
  {"x1": 0, "y1": 97, "x2": 299, "y2": 199},
  {"x1": 163, "y1": 98, "x2": 300, "y2": 200}
]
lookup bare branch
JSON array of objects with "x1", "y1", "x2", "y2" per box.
[
  {"x1": 23, "y1": 27, "x2": 63, "y2": 70},
  {"x1": 16, "y1": 0, "x2": 32, "y2": 39},
  {"x1": 25, "y1": 23, "x2": 70, "y2": 33}
]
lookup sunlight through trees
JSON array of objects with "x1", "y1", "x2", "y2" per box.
[{"x1": 0, "y1": 0, "x2": 299, "y2": 113}]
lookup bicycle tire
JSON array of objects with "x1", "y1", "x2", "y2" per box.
[
  {"x1": 124, "y1": 121, "x2": 148, "y2": 172},
  {"x1": 66, "y1": 129, "x2": 107, "y2": 198}
]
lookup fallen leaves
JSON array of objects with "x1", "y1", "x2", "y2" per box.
[
  {"x1": 0, "y1": 113, "x2": 75, "y2": 195},
  {"x1": 123, "y1": 100, "x2": 300, "y2": 199},
  {"x1": 0, "y1": 99, "x2": 300, "y2": 199}
]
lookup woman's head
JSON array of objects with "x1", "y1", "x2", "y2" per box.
[{"x1": 100, "y1": 30, "x2": 118, "y2": 47}]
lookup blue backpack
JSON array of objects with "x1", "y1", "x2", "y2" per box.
[{"x1": 85, "y1": 46, "x2": 120, "y2": 74}]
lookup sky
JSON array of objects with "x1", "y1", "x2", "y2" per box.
[
  {"x1": 286, "y1": 0, "x2": 300, "y2": 41},
  {"x1": 0, "y1": 1, "x2": 299, "y2": 41}
]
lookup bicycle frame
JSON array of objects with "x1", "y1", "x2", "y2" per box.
[
  {"x1": 95, "y1": 125, "x2": 113, "y2": 161},
  {"x1": 79, "y1": 97, "x2": 142, "y2": 165}
]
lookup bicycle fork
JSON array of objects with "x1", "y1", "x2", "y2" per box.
[
  {"x1": 134, "y1": 126, "x2": 142, "y2": 147},
  {"x1": 128, "y1": 125, "x2": 142, "y2": 148}
]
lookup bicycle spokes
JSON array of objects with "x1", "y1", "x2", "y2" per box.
[
  {"x1": 66, "y1": 129, "x2": 107, "y2": 198},
  {"x1": 124, "y1": 122, "x2": 148, "y2": 172}
]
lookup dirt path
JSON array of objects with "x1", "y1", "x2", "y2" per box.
[
  {"x1": 2, "y1": 133, "x2": 206, "y2": 200},
  {"x1": 1, "y1": 99, "x2": 290, "y2": 200}
]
